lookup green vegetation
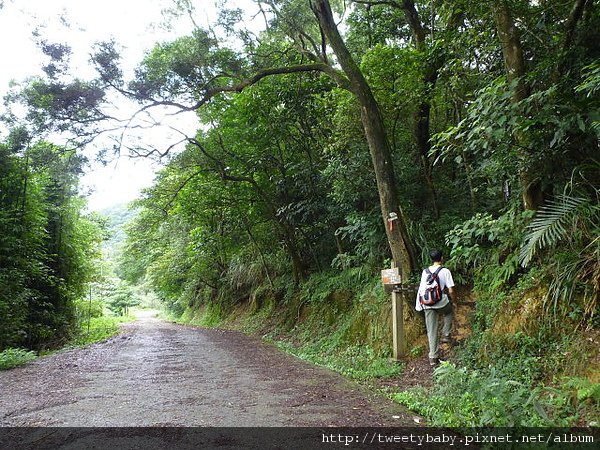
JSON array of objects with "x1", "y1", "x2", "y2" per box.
[
  {"x1": 2, "y1": 0, "x2": 599, "y2": 427},
  {"x1": 398, "y1": 197, "x2": 600, "y2": 426},
  {"x1": 0, "y1": 348, "x2": 37, "y2": 370},
  {"x1": 70, "y1": 315, "x2": 133, "y2": 347},
  {"x1": 112, "y1": 0, "x2": 598, "y2": 427},
  {"x1": 173, "y1": 269, "x2": 410, "y2": 381},
  {"x1": 70, "y1": 295, "x2": 134, "y2": 347},
  {"x1": 0, "y1": 137, "x2": 140, "y2": 355},
  {"x1": 395, "y1": 364, "x2": 562, "y2": 427},
  {"x1": 0, "y1": 136, "x2": 105, "y2": 351},
  {"x1": 275, "y1": 341, "x2": 402, "y2": 381},
  {"x1": 0, "y1": 302, "x2": 134, "y2": 371},
  {"x1": 394, "y1": 365, "x2": 599, "y2": 427}
]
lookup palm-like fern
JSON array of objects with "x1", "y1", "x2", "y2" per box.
[
  {"x1": 520, "y1": 191, "x2": 600, "y2": 323},
  {"x1": 520, "y1": 194, "x2": 588, "y2": 267}
]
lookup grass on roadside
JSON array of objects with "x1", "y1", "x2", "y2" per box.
[
  {"x1": 71, "y1": 315, "x2": 134, "y2": 347},
  {"x1": 0, "y1": 314, "x2": 135, "y2": 371},
  {"x1": 273, "y1": 340, "x2": 403, "y2": 381},
  {"x1": 0, "y1": 348, "x2": 37, "y2": 370}
]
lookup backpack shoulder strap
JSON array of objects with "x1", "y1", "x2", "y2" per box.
[
  {"x1": 430, "y1": 266, "x2": 443, "y2": 281},
  {"x1": 433, "y1": 266, "x2": 447, "y2": 292}
]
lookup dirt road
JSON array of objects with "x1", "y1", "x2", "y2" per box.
[{"x1": 0, "y1": 314, "x2": 410, "y2": 427}]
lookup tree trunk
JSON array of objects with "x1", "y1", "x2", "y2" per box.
[
  {"x1": 311, "y1": 0, "x2": 417, "y2": 277},
  {"x1": 20, "y1": 150, "x2": 30, "y2": 217},
  {"x1": 492, "y1": 0, "x2": 543, "y2": 210},
  {"x1": 414, "y1": 92, "x2": 440, "y2": 219},
  {"x1": 282, "y1": 223, "x2": 305, "y2": 284},
  {"x1": 249, "y1": 186, "x2": 305, "y2": 283},
  {"x1": 400, "y1": 1, "x2": 462, "y2": 219}
]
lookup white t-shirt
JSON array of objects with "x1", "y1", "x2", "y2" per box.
[{"x1": 415, "y1": 265, "x2": 455, "y2": 311}]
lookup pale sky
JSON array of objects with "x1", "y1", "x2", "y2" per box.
[{"x1": 0, "y1": 0, "x2": 242, "y2": 211}]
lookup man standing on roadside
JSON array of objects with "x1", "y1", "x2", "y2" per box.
[{"x1": 415, "y1": 249, "x2": 455, "y2": 366}]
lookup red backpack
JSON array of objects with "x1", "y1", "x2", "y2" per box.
[{"x1": 419, "y1": 267, "x2": 444, "y2": 306}]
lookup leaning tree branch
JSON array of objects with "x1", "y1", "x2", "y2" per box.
[
  {"x1": 188, "y1": 63, "x2": 350, "y2": 111},
  {"x1": 110, "y1": 63, "x2": 350, "y2": 119},
  {"x1": 127, "y1": 137, "x2": 189, "y2": 159}
]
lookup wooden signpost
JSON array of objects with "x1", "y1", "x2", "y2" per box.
[{"x1": 381, "y1": 264, "x2": 405, "y2": 361}]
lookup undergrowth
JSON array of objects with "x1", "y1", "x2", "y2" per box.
[
  {"x1": 171, "y1": 244, "x2": 600, "y2": 427},
  {"x1": 392, "y1": 363, "x2": 598, "y2": 427},
  {"x1": 266, "y1": 270, "x2": 403, "y2": 381},
  {"x1": 0, "y1": 312, "x2": 133, "y2": 370},
  {"x1": 70, "y1": 315, "x2": 133, "y2": 347},
  {"x1": 273, "y1": 341, "x2": 402, "y2": 381},
  {"x1": 0, "y1": 348, "x2": 37, "y2": 370},
  {"x1": 177, "y1": 268, "x2": 405, "y2": 381},
  {"x1": 180, "y1": 302, "x2": 224, "y2": 327}
]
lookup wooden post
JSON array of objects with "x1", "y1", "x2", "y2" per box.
[{"x1": 391, "y1": 263, "x2": 405, "y2": 361}]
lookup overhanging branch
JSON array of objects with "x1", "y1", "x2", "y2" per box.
[{"x1": 188, "y1": 63, "x2": 350, "y2": 111}]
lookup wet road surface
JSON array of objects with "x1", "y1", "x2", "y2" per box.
[{"x1": 0, "y1": 315, "x2": 410, "y2": 427}]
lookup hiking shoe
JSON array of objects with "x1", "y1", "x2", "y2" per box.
[
  {"x1": 429, "y1": 358, "x2": 439, "y2": 366},
  {"x1": 441, "y1": 335, "x2": 452, "y2": 344}
]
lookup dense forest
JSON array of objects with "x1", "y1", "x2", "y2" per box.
[
  {"x1": 0, "y1": 134, "x2": 104, "y2": 349},
  {"x1": 1, "y1": 0, "x2": 599, "y2": 426}
]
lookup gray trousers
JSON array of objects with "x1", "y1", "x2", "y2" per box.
[{"x1": 424, "y1": 302, "x2": 453, "y2": 359}]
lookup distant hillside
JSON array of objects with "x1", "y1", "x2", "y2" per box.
[{"x1": 100, "y1": 203, "x2": 139, "y2": 260}]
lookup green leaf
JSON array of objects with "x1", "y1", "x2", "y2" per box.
[{"x1": 520, "y1": 195, "x2": 587, "y2": 267}]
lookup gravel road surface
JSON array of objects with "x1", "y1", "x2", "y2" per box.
[{"x1": 0, "y1": 314, "x2": 410, "y2": 428}]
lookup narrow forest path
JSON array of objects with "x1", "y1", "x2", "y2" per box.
[{"x1": 0, "y1": 314, "x2": 412, "y2": 427}]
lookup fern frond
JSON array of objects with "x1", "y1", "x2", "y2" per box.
[{"x1": 520, "y1": 194, "x2": 587, "y2": 267}]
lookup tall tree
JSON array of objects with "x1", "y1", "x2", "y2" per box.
[
  {"x1": 309, "y1": 0, "x2": 416, "y2": 275},
  {"x1": 492, "y1": 0, "x2": 594, "y2": 210},
  {"x1": 491, "y1": 0, "x2": 540, "y2": 210}
]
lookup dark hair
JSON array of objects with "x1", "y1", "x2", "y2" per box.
[{"x1": 430, "y1": 249, "x2": 443, "y2": 262}]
